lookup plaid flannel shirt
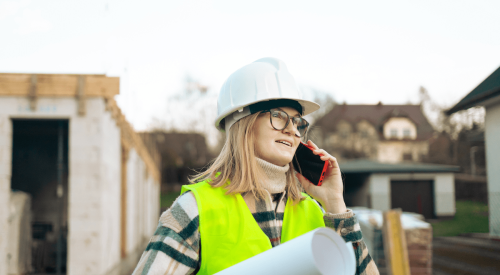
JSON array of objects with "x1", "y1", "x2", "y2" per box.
[{"x1": 132, "y1": 190, "x2": 379, "y2": 275}]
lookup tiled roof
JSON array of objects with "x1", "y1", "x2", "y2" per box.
[
  {"x1": 314, "y1": 103, "x2": 434, "y2": 140},
  {"x1": 447, "y1": 66, "x2": 500, "y2": 114}
]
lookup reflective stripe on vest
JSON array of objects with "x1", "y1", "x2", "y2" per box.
[{"x1": 181, "y1": 180, "x2": 325, "y2": 275}]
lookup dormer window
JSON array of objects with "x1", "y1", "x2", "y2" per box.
[
  {"x1": 390, "y1": 129, "x2": 398, "y2": 138},
  {"x1": 383, "y1": 117, "x2": 417, "y2": 140},
  {"x1": 403, "y1": 129, "x2": 411, "y2": 138}
]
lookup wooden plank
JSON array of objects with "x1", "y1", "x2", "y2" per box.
[
  {"x1": 383, "y1": 209, "x2": 411, "y2": 275},
  {"x1": 77, "y1": 75, "x2": 86, "y2": 116},
  {"x1": 0, "y1": 74, "x2": 31, "y2": 95},
  {"x1": 0, "y1": 73, "x2": 119, "y2": 97},
  {"x1": 86, "y1": 75, "x2": 120, "y2": 97},
  {"x1": 29, "y1": 74, "x2": 37, "y2": 110},
  {"x1": 37, "y1": 74, "x2": 78, "y2": 96}
]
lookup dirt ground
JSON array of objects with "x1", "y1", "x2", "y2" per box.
[{"x1": 433, "y1": 235, "x2": 500, "y2": 275}]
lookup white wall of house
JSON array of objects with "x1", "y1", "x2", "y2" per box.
[
  {"x1": 369, "y1": 174, "x2": 391, "y2": 211},
  {"x1": 0, "y1": 96, "x2": 160, "y2": 275},
  {"x1": 485, "y1": 101, "x2": 500, "y2": 237},
  {"x1": 433, "y1": 174, "x2": 455, "y2": 216},
  {"x1": 377, "y1": 141, "x2": 429, "y2": 163},
  {"x1": 368, "y1": 172, "x2": 455, "y2": 217}
]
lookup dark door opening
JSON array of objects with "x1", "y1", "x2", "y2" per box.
[
  {"x1": 11, "y1": 119, "x2": 69, "y2": 274},
  {"x1": 391, "y1": 180, "x2": 435, "y2": 219},
  {"x1": 343, "y1": 173, "x2": 371, "y2": 207}
]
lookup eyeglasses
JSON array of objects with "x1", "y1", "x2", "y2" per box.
[{"x1": 262, "y1": 108, "x2": 309, "y2": 137}]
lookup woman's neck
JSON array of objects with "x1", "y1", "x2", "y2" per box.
[{"x1": 256, "y1": 157, "x2": 289, "y2": 194}]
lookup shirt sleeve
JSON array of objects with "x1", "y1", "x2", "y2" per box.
[
  {"x1": 132, "y1": 191, "x2": 201, "y2": 275},
  {"x1": 324, "y1": 209, "x2": 380, "y2": 275}
]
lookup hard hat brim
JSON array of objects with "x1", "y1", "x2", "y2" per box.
[{"x1": 215, "y1": 98, "x2": 320, "y2": 131}]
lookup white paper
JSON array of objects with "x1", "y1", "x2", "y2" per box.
[{"x1": 215, "y1": 227, "x2": 356, "y2": 275}]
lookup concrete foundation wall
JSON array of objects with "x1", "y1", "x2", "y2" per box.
[
  {"x1": 126, "y1": 149, "x2": 140, "y2": 254},
  {"x1": 125, "y1": 149, "x2": 159, "y2": 256},
  {"x1": 485, "y1": 102, "x2": 500, "y2": 237},
  {"x1": 67, "y1": 98, "x2": 120, "y2": 275},
  {"x1": 99, "y1": 102, "x2": 122, "y2": 274}
]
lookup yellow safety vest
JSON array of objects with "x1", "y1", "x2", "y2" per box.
[{"x1": 181, "y1": 180, "x2": 325, "y2": 275}]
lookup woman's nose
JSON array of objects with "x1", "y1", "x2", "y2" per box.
[{"x1": 282, "y1": 118, "x2": 299, "y2": 136}]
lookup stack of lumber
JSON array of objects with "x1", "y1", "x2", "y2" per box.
[{"x1": 352, "y1": 207, "x2": 432, "y2": 275}]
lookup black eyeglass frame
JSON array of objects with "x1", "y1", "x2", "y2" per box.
[{"x1": 261, "y1": 108, "x2": 310, "y2": 138}]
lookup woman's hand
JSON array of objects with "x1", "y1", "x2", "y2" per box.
[{"x1": 295, "y1": 140, "x2": 347, "y2": 214}]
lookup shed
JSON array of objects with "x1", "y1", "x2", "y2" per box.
[
  {"x1": 0, "y1": 73, "x2": 160, "y2": 275},
  {"x1": 447, "y1": 65, "x2": 500, "y2": 238},
  {"x1": 339, "y1": 160, "x2": 459, "y2": 219}
]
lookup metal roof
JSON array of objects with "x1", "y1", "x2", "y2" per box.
[
  {"x1": 338, "y1": 159, "x2": 460, "y2": 173},
  {"x1": 447, "y1": 66, "x2": 500, "y2": 114}
]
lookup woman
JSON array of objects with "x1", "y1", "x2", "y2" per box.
[{"x1": 133, "y1": 58, "x2": 379, "y2": 275}]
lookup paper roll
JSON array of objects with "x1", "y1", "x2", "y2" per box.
[{"x1": 215, "y1": 227, "x2": 356, "y2": 275}]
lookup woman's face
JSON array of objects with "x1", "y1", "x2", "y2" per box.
[{"x1": 253, "y1": 106, "x2": 301, "y2": 166}]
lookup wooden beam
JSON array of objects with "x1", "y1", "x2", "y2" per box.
[
  {"x1": 0, "y1": 73, "x2": 119, "y2": 98},
  {"x1": 383, "y1": 209, "x2": 411, "y2": 275},
  {"x1": 77, "y1": 75, "x2": 86, "y2": 116}
]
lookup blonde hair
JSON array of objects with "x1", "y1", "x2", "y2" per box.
[{"x1": 189, "y1": 112, "x2": 305, "y2": 202}]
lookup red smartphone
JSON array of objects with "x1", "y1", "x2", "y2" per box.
[{"x1": 292, "y1": 141, "x2": 328, "y2": 186}]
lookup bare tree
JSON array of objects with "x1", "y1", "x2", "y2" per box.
[{"x1": 419, "y1": 86, "x2": 485, "y2": 138}]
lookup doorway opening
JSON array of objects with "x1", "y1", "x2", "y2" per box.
[
  {"x1": 391, "y1": 180, "x2": 435, "y2": 219},
  {"x1": 11, "y1": 119, "x2": 69, "y2": 274}
]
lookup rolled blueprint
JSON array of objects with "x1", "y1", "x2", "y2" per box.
[{"x1": 215, "y1": 227, "x2": 356, "y2": 275}]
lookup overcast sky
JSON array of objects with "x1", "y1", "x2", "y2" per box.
[{"x1": 1, "y1": 0, "x2": 500, "y2": 131}]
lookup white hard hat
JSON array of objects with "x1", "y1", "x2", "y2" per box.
[{"x1": 215, "y1": 57, "x2": 320, "y2": 131}]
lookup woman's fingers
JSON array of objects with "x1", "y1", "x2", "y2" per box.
[
  {"x1": 307, "y1": 140, "x2": 319, "y2": 150},
  {"x1": 306, "y1": 140, "x2": 339, "y2": 169},
  {"x1": 296, "y1": 172, "x2": 314, "y2": 192},
  {"x1": 313, "y1": 149, "x2": 328, "y2": 156}
]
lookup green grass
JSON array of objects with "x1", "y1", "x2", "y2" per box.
[
  {"x1": 161, "y1": 192, "x2": 181, "y2": 209},
  {"x1": 431, "y1": 200, "x2": 489, "y2": 237}
]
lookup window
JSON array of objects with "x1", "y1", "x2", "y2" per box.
[
  {"x1": 390, "y1": 129, "x2": 398, "y2": 138},
  {"x1": 403, "y1": 129, "x2": 411, "y2": 138},
  {"x1": 360, "y1": 130, "x2": 368, "y2": 138},
  {"x1": 403, "y1": 153, "x2": 413, "y2": 161}
]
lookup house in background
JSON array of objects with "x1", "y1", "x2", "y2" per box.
[
  {"x1": 0, "y1": 73, "x2": 160, "y2": 275},
  {"x1": 447, "y1": 65, "x2": 500, "y2": 238},
  {"x1": 311, "y1": 102, "x2": 460, "y2": 219},
  {"x1": 311, "y1": 103, "x2": 434, "y2": 163}
]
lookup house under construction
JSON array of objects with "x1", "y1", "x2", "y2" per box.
[{"x1": 0, "y1": 73, "x2": 160, "y2": 275}]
